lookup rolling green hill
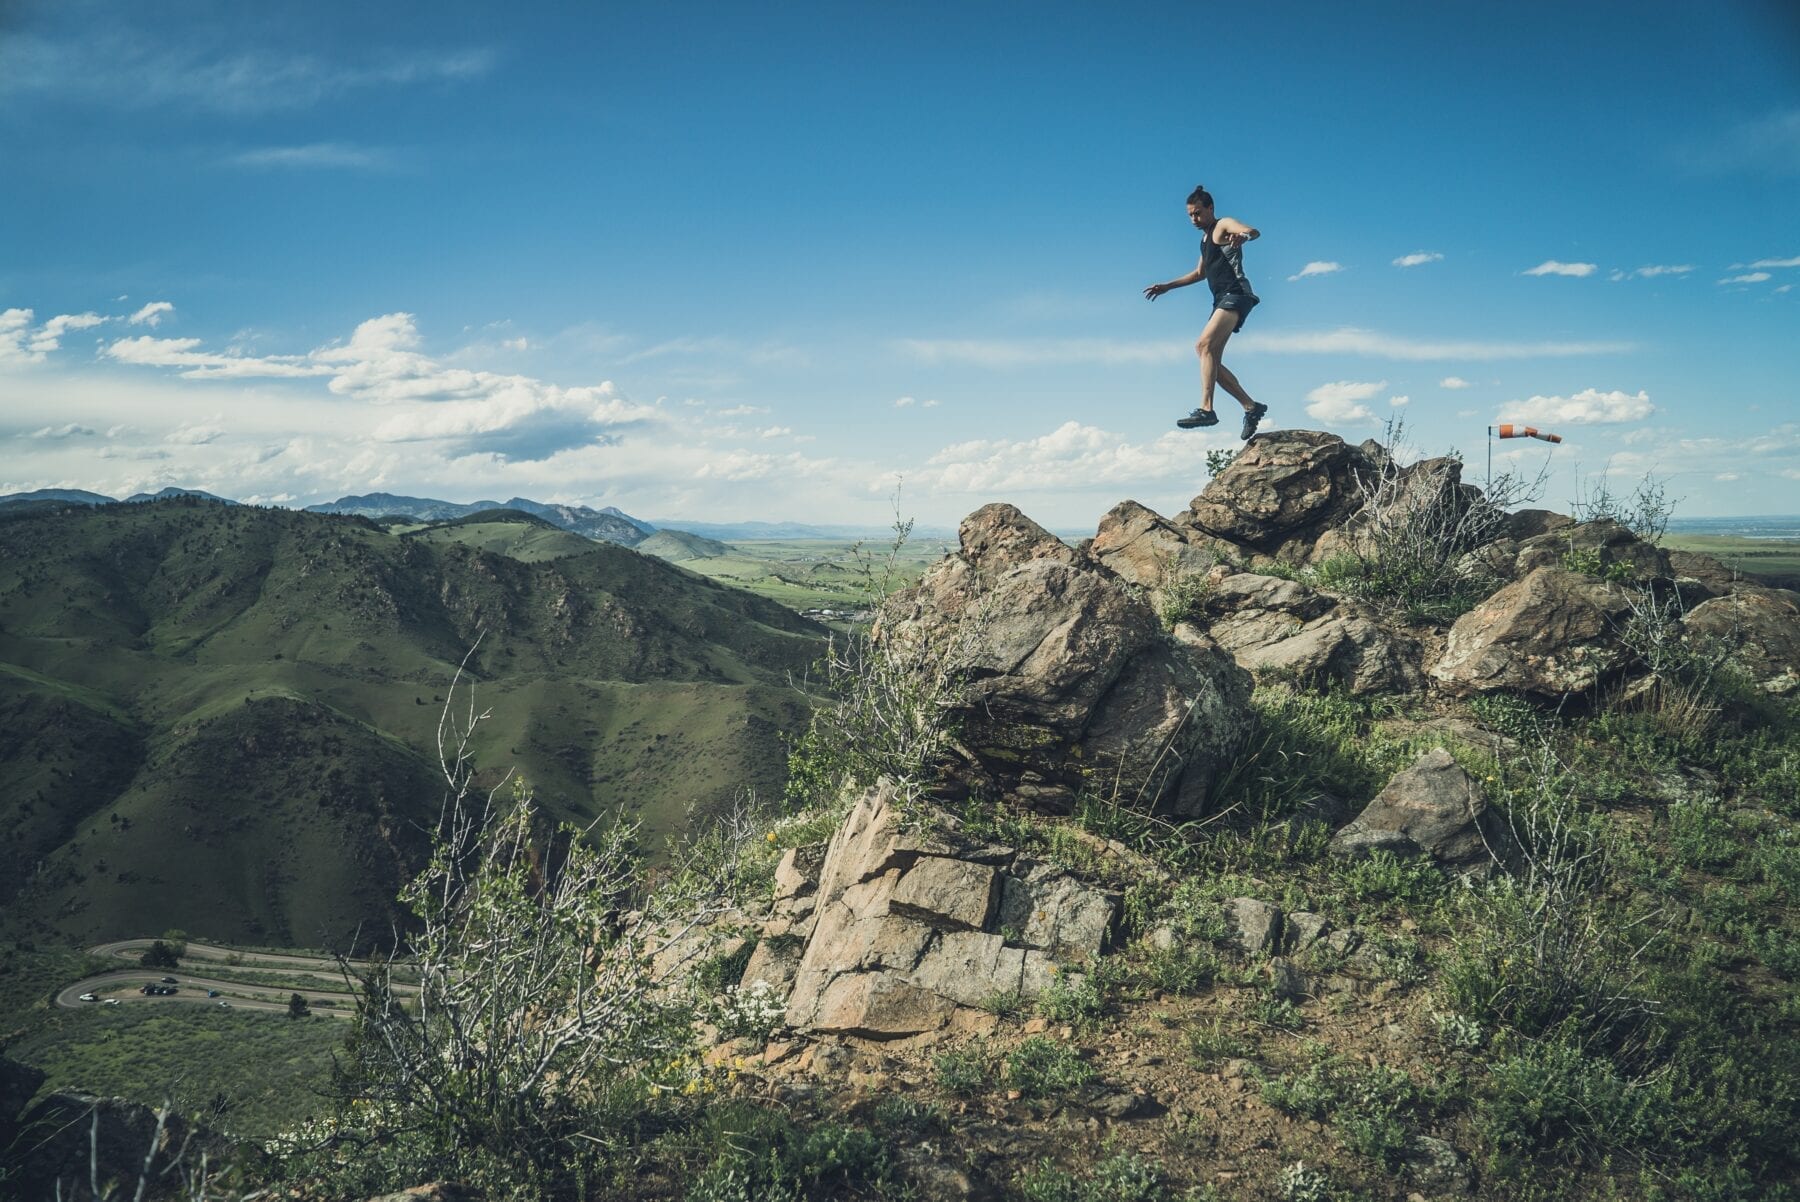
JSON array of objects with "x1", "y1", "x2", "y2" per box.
[{"x1": 0, "y1": 498, "x2": 823, "y2": 950}]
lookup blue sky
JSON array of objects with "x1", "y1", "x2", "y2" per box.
[{"x1": 3, "y1": 0, "x2": 1797, "y2": 530}]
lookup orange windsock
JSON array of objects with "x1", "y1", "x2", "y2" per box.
[{"x1": 1497, "y1": 424, "x2": 1562, "y2": 444}]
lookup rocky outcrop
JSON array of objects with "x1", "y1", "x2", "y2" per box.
[
  {"x1": 774, "y1": 783, "x2": 1120, "y2": 1039},
  {"x1": 1430, "y1": 566, "x2": 1636, "y2": 697},
  {"x1": 882, "y1": 503, "x2": 1253, "y2": 817},
  {"x1": 1684, "y1": 587, "x2": 1800, "y2": 695},
  {"x1": 1329, "y1": 748, "x2": 1505, "y2": 873},
  {"x1": 1188, "y1": 571, "x2": 1425, "y2": 694},
  {"x1": 1183, "y1": 431, "x2": 1377, "y2": 560}
]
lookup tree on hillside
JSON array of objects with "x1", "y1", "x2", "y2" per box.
[
  {"x1": 139, "y1": 940, "x2": 179, "y2": 969},
  {"x1": 287, "y1": 992, "x2": 310, "y2": 1020}
]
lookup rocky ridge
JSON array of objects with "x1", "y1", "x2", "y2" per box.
[{"x1": 730, "y1": 429, "x2": 1800, "y2": 1044}]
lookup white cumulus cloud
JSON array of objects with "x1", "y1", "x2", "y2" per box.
[
  {"x1": 893, "y1": 396, "x2": 917, "y2": 407},
  {"x1": 1, "y1": 308, "x2": 110, "y2": 363},
  {"x1": 1388, "y1": 395, "x2": 1410, "y2": 407},
  {"x1": 1439, "y1": 376, "x2": 1471, "y2": 389},
  {"x1": 1392, "y1": 252, "x2": 1443, "y2": 268},
  {"x1": 27, "y1": 423, "x2": 96, "y2": 439},
  {"x1": 1305, "y1": 380, "x2": 1386, "y2": 424},
  {"x1": 1629, "y1": 265, "x2": 1693, "y2": 278},
  {"x1": 1498, "y1": 388, "x2": 1654, "y2": 425},
  {"x1": 1524, "y1": 261, "x2": 1598, "y2": 277},
  {"x1": 1289, "y1": 261, "x2": 1344, "y2": 281},
  {"x1": 912, "y1": 420, "x2": 1209, "y2": 495}
]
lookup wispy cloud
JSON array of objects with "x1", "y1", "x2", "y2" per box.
[
  {"x1": 1498, "y1": 388, "x2": 1654, "y2": 425},
  {"x1": 1720, "y1": 272, "x2": 1773, "y2": 285},
  {"x1": 1237, "y1": 327, "x2": 1634, "y2": 361},
  {"x1": 129, "y1": 302, "x2": 174, "y2": 327},
  {"x1": 896, "y1": 337, "x2": 1179, "y2": 368},
  {"x1": 1676, "y1": 108, "x2": 1800, "y2": 176},
  {"x1": 0, "y1": 31, "x2": 497, "y2": 114},
  {"x1": 1304, "y1": 380, "x2": 1385, "y2": 424},
  {"x1": 1392, "y1": 252, "x2": 1443, "y2": 268},
  {"x1": 1439, "y1": 376, "x2": 1472, "y2": 389},
  {"x1": 1749, "y1": 255, "x2": 1800, "y2": 269},
  {"x1": 27, "y1": 423, "x2": 97, "y2": 439},
  {"x1": 1624, "y1": 264, "x2": 1693, "y2": 278},
  {"x1": 1523, "y1": 260, "x2": 1598, "y2": 278},
  {"x1": 228, "y1": 143, "x2": 395, "y2": 170},
  {"x1": 1288, "y1": 261, "x2": 1344, "y2": 281}
]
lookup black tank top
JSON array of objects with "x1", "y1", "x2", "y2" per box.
[{"x1": 1202, "y1": 234, "x2": 1254, "y2": 299}]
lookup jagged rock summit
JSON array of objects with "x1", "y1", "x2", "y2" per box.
[{"x1": 881, "y1": 502, "x2": 1255, "y2": 818}]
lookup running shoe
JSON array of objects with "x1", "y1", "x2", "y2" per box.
[
  {"x1": 1240, "y1": 402, "x2": 1269, "y2": 440},
  {"x1": 1176, "y1": 408, "x2": 1220, "y2": 429}
]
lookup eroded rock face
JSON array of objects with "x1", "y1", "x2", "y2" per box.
[
  {"x1": 885, "y1": 503, "x2": 1253, "y2": 817},
  {"x1": 1089, "y1": 499, "x2": 1243, "y2": 595},
  {"x1": 1430, "y1": 566, "x2": 1635, "y2": 697},
  {"x1": 778, "y1": 783, "x2": 1119, "y2": 1039},
  {"x1": 1329, "y1": 747, "x2": 1504, "y2": 872},
  {"x1": 1685, "y1": 587, "x2": 1800, "y2": 695},
  {"x1": 12, "y1": 1092, "x2": 233, "y2": 1202},
  {"x1": 1184, "y1": 431, "x2": 1376, "y2": 556},
  {"x1": 1190, "y1": 572, "x2": 1425, "y2": 695}
]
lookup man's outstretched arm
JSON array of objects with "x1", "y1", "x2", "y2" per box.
[
  {"x1": 1145, "y1": 263, "x2": 1205, "y2": 300},
  {"x1": 1212, "y1": 217, "x2": 1260, "y2": 247}
]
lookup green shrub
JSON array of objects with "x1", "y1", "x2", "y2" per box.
[
  {"x1": 933, "y1": 1046, "x2": 991, "y2": 1096},
  {"x1": 1017, "y1": 1151, "x2": 1162, "y2": 1202},
  {"x1": 1004, "y1": 1037, "x2": 1094, "y2": 1098},
  {"x1": 1338, "y1": 848, "x2": 1445, "y2": 907}
]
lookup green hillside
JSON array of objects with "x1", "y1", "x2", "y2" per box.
[{"x1": 0, "y1": 498, "x2": 823, "y2": 948}]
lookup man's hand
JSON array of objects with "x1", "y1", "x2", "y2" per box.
[{"x1": 1144, "y1": 283, "x2": 1168, "y2": 300}]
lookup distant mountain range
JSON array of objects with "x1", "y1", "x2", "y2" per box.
[
  {"x1": 0, "y1": 488, "x2": 948, "y2": 541},
  {"x1": 304, "y1": 493, "x2": 655, "y2": 545}
]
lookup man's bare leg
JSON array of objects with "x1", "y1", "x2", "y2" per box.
[
  {"x1": 1215, "y1": 362, "x2": 1259, "y2": 411},
  {"x1": 1194, "y1": 307, "x2": 1239, "y2": 412}
]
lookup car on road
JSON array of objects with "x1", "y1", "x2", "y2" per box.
[
  {"x1": 103, "y1": 999, "x2": 120, "y2": 1006},
  {"x1": 79, "y1": 993, "x2": 97, "y2": 1002},
  {"x1": 160, "y1": 976, "x2": 178, "y2": 984},
  {"x1": 206, "y1": 990, "x2": 220, "y2": 997},
  {"x1": 217, "y1": 1001, "x2": 230, "y2": 1007}
]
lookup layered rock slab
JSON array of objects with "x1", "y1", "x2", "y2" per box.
[{"x1": 778, "y1": 783, "x2": 1119, "y2": 1039}]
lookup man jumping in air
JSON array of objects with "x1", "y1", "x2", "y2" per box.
[{"x1": 1144, "y1": 184, "x2": 1269, "y2": 440}]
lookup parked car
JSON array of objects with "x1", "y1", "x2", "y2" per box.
[
  {"x1": 217, "y1": 1001, "x2": 230, "y2": 1007},
  {"x1": 206, "y1": 990, "x2": 220, "y2": 998},
  {"x1": 78, "y1": 993, "x2": 97, "y2": 1002},
  {"x1": 103, "y1": 999, "x2": 120, "y2": 1005},
  {"x1": 159, "y1": 976, "x2": 178, "y2": 984}
]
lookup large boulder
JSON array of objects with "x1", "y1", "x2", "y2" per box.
[
  {"x1": 779, "y1": 784, "x2": 1118, "y2": 1038},
  {"x1": 1430, "y1": 566, "x2": 1636, "y2": 697},
  {"x1": 1515, "y1": 519, "x2": 1673, "y2": 581},
  {"x1": 1088, "y1": 499, "x2": 1244, "y2": 596},
  {"x1": 1684, "y1": 587, "x2": 1800, "y2": 695},
  {"x1": 883, "y1": 503, "x2": 1253, "y2": 817},
  {"x1": 1188, "y1": 571, "x2": 1425, "y2": 694},
  {"x1": 1329, "y1": 748, "x2": 1505, "y2": 872},
  {"x1": 1182, "y1": 431, "x2": 1377, "y2": 558}
]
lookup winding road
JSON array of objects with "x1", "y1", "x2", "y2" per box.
[{"x1": 57, "y1": 939, "x2": 420, "y2": 1019}]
